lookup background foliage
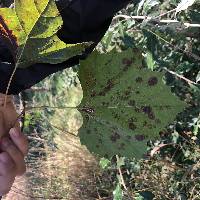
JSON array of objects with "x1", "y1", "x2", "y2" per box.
[{"x1": 96, "y1": 0, "x2": 200, "y2": 199}]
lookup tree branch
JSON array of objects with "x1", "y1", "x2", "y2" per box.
[
  {"x1": 114, "y1": 15, "x2": 200, "y2": 28},
  {"x1": 163, "y1": 67, "x2": 199, "y2": 86}
]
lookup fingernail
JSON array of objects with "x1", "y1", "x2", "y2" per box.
[{"x1": 10, "y1": 128, "x2": 20, "y2": 138}]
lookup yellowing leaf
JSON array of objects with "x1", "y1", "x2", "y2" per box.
[{"x1": 0, "y1": 0, "x2": 85, "y2": 68}]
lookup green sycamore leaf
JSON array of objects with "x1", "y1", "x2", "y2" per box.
[
  {"x1": 0, "y1": 0, "x2": 85, "y2": 68},
  {"x1": 78, "y1": 49, "x2": 186, "y2": 158}
]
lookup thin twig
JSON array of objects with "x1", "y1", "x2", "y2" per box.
[
  {"x1": 153, "y1": 8, "x2": 177, "y2": 19},
  {"x1": 163, "y1": 67, "x2": 199, "y2": 85},
  {"x1": 116, "y1": 155, "x2": 127, "y2": 191},
  {"x1": 121, "y1": 15, "x2": 200, "y2": 62},
  {"x1": 114, "y1": 15, "x2": 200, "y2": 28},
  {"x1": 143, "y1": 28, "x2": 200, "y2": 62}
]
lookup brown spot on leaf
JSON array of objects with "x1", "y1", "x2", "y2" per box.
[
  {"x1": 135, "y1": 107, "x2": 141, "y2": 113},
  {"x1": 129, "y1": 122, "x2": 137, "y2": 130},
  {"x1": 98, "y1": 79, "x2": 114, "y2": 96},
  {"x1": 110, "y1": 132, "x2": 121, "y2": 143},
  {"x1": 104, "y1": 154, "x2": 109, "y2": 158},
  {"x1": 105, "y1": 59, "x2": 112, "y2": 66},
  {"x1": 148, "y1": 77, "x2": 158, "y2": 86},
  {"x1": 155, "y1": 119, "x2": 161, "y2": 124},
  {"x1": 85, "y1": 81, "x2": 90, "y2": 86},
  {"x1": 128, "y1": 117, "x2": 137, "y2": 123},
  {"x1": 148, "y1": 113, "x2": 155, "y2": 120},
  {"x1": 119, "y1": 143, "x2": 125, "y2": 150},
  {"x1": 114, "y1": 113, "x2": 120, "y2": 120},
  {"x1": 122, "y1": 58, "x2": 133, "y2": 71},
  {"x1": 94, "y1": 128, "x2": 98, "y2": 133},
  {"x1": 85, "y1": 115, "x2": 89, "y2": 122},
  {"x1": 87, "y1": 130, "x2": 91, "y2": 134},
  {"x1": 142, "y1": 106, "x2": 155, "y2": 120},
  {"x1": 143, "y1": 121, "x2": 153, "y2": 129},
  {"x1": 159, "y1": 105, "x2": 171, "y2": 110},
  {"x1": 136, "y1": 90, "x2": 140, "y2": 94},
  {"x1": 98, "y1": 91, "x2": 106, "y2": 96},
  {"x1": 126, "y1": 135, "x2": 132, "y2": 140},
  {"x1": 106, "y1": 79, "x2": 114, "y2": 90},
  {"x1": 122, "y1": 58, "x2": 133, "y2": 66},
  {"x1": 128, "y1": 100, "x2": 135, "y2": 106},
  {"x1": 124, "y1": 90, "x2": 131, "y2": 96},
  {"x1": 90, "y1": 91, "x2": 96, "y2": 97},
  {"x1": 102, "y1": 101, "x2": 109, "y2": 107},
  {"x1": 143, "y1": 121, "x2": 148, "y2": 127},
  {"x1": 135, "y1": 134, "x2": 145, "y2": 141},
  {"x1": 135, "y1": 77, "x2": 143, "y2": 83},
  {"x1": 99, "y1": 139, "x2": 103, "y2": 144}
]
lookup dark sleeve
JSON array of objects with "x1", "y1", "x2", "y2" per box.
[{"x1": 0, "y1": 0, "x2": 134, "y2": 95}]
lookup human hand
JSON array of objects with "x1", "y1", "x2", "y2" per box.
[
  {"x1": 0, "y1": 94, "x2": 20, "y2": 138},
  {"x1": 0, "y1": 128, "x2": 28, "y2": 196}
]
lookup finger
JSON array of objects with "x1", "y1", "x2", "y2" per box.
[
  {"x1": 0, "y1": 175, "x2": 15, "y2": 196},
  {"x1": 0, "y1": 152, "x2": 15, "y2": 176},
  {"x1": 0, "y1": 152, "x2": 16, "y2": 196},
  {"x1": 9, "y1": 128, "x2": 28, "y2": 157},
  {"x1": 0, "y1": 138, "x2": 26, "y2": 176}
]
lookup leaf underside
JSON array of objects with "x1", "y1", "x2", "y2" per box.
[
  {"x1": 78, "y1": 49, "x2": 186, "y2": 159},
  {"x1": 0, "y1": 0, "x2": 85, "y2": 68}
]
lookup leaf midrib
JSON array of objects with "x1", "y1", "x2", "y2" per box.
[{"x1": 15, "y1": 0, "x2": 50, "y2": 66}]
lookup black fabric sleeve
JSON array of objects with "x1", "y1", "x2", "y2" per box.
[{"x1": 0, "y1": 0, "x2": 135, "y2": 94}]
